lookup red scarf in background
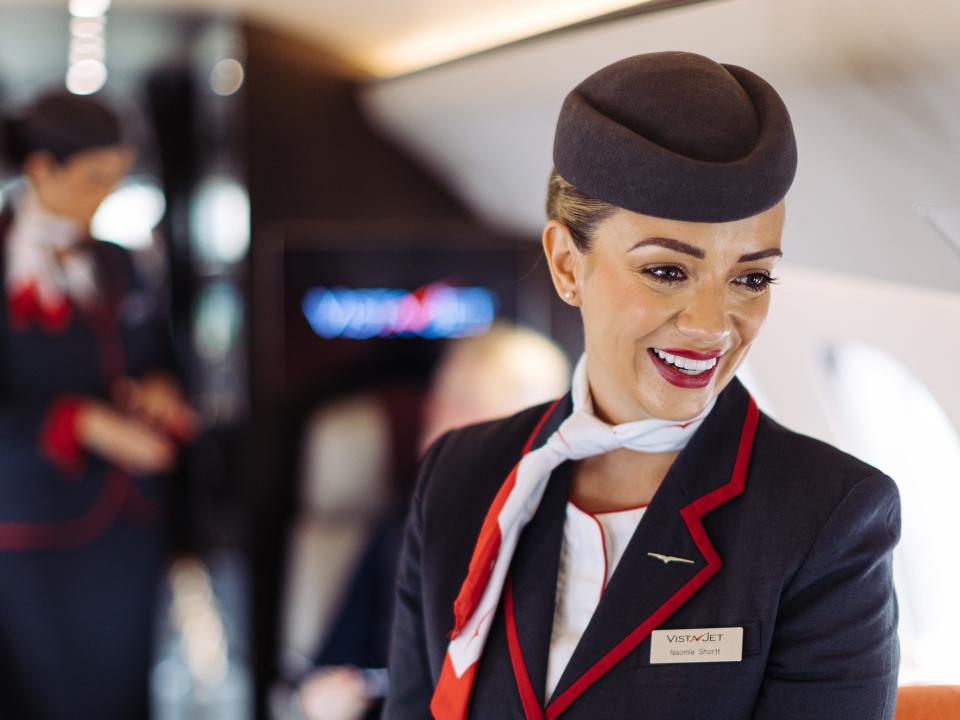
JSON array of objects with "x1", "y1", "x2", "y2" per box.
[{"x1": 5, "y1": 188, "x2": 96, "y2": 332}]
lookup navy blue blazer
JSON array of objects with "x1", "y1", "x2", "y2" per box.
[
  {"x1": 0, "y1": 207, "x2": 175, "y2": 718},
  {"x1": 0, "y1": 207, "x2": 175, "y2": 539},
  {"x1": 384, "y1": 375, "x2": 901, "y2": 719}
]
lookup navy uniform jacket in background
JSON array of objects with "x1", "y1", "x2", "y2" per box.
[
  {"x1": 0, "y1": 207, "x2": 175, "y2": 541},
  {"x1": 0, "y1": 207, "x2": 177, "y2": 719},
  {"x1": 384, "y1": 375, "x2": 901, "y2": 719}
]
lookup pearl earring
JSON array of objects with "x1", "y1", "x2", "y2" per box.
[{"x1": 563, "y1": 290, "x2": 574, "y2": 300}]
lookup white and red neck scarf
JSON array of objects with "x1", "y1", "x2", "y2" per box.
[
  {"x1": 5, "y1": 187, "x2": 96, "y2": 332},
  {"x1": 431, "y1": 353, "x2": 717, "y2": 718}
]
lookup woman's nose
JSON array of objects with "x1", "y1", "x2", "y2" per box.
[{"x1": 675, "y1": 288, "x2": 731, "y2": 344}]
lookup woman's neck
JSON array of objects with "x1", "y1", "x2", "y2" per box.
[
  {"x1": 15, "y1": 185, "x2": 86, "y2": 248},
  {"x1": 584, "y1": 358, "x2": 648, "y2": 426},
  {"x1": 569, "y1": 448, "x2": 678, "y2": 513}
]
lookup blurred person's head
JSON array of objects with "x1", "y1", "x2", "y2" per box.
[
  {"x1": 2, "y1": 91, "x2": 134, "y2": 227},
  {"x1": 541, "y1": 51, "x2": 795, "y2": 425},
  {"x1": 419, "y1": 322, "x2": 570, "y2": 454}
]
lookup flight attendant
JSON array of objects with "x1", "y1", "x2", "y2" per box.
[
  {"x1": 384, "y1": 52, "x2": 900, "y2": 719},
  {"x1": 0, "y1": 92, "x2": 197, "y2": 718}
]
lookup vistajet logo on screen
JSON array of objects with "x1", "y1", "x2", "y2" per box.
[{"x1": 650, "y1": 626, "x2": 744, "y2": 664}]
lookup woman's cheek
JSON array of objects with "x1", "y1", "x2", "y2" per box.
[{"x1": 740, "y1": 295, "x2": 772, "y2": 342}]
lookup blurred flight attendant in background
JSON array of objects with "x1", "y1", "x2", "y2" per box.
[{"x1": 0, "y1": 91, "x2": 197, "y2": 718}]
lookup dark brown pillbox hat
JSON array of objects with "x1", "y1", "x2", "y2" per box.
[{"x1": 553, "y1": 51, "x2": 797, "y2": 222}]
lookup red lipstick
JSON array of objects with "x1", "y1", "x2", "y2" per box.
[{"x1": 647, "y1": 348, "x2": 721, "y2": 389}]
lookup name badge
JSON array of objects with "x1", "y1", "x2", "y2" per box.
[{"x1": 650, "y1": 626, "x2": 743, "y2": 664}]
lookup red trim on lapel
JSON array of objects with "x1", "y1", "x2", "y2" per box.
[
  {"x1": 0, "y1": 470, "x2": 127, "y2": 550},
  {"x1": 89, "y1": 297, "x2": 127, "y2": 387},
  {"x1": 506, "y1": 579, "x2": 545, "y2": 720},
  {"x1": 520, "y1": 400, "x2": 562, "y2": 456},
  {"x1": 122, "y1": 480, "x2": 163, "y2": 527},
  {"x1": 505, "y1": 397, "x2": 760, "y2": 719},
  {"x1": 450, "y1": 398, "x2": 563, "y2": 639},
  {"x1": 0, "y1": 469, "x2": 158, "y2": 550},
  {"x1": 566, "y1": 503, "x2": 613, "y2": 594}
]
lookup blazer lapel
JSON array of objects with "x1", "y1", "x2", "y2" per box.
[
  {"x1": 500, "y1": 392, "x2": 574, "y2": 710},
  {"x1": 507, "y1": 458, "x2": 573, "y2": 708},
  {"x1": 544, "y1": 377, "x2": 758, "y2": 717}
]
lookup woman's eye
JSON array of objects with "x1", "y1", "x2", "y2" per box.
[
  {"x1": 734, "y1": 272, "x2": 778, "y2": 293},
  {"x1": 642, "y1": 266, "x2": 687, "y2": 284}
]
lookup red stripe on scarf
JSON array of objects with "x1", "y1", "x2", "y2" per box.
[
  {"x1": 449, "y1": 398, "x2": 562, "y2": 638},
  {"x1": 451, "y1": 462, "x2": 514, "y2": 638},
  {"x1": 430, "y1": 654, "x2": 478, "y2": 719}
]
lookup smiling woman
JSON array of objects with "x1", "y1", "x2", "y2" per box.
[
  {"x1": 384, "y1": 51, "x2": 901, "y2": 720},
  {"x1": 543, "y1": 197, "x2": 785, "y2": 423}
]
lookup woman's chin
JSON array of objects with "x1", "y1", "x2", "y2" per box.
[
  {"x1": 634, "y1": 378, "x2": 718, "y2": 422},
  {"x1": 654, "y1": 397, "x2": 712, "y2": 422}
]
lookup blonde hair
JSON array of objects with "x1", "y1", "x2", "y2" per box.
[
  {"x1": 544, "y1": 167, "x2": 618, "y2": 253},
  {"x1": 419, "y1": 322, "x2": 570, "y2": 453}
]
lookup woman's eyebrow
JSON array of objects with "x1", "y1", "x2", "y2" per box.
[
  {"x1": 628, "y1": 237, "x2": 783, "y2": 263},
  {"x1": 629, "y1": 237, "x2": 704, "y2": 258},
  {"x1": 737, "y1": 248, "x2": 783, "y2": 262}
]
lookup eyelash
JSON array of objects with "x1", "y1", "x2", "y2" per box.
[{"x1": 641, "y1": 266, "x2": 779, "y2": 294}]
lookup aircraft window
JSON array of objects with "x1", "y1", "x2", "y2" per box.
[{"x1": 822, "y1": 340, "x2": 960, "y2": 685}]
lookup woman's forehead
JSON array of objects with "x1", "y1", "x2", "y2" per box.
[{"x1": 599, "y1": 202, "x2": 785, "y2": 253}]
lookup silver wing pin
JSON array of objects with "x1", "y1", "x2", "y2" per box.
[{"x1": 647, "y1": 552, "x2": 696, "y2": 565}]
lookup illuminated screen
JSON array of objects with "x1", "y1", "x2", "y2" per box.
[
  {"x1": 260, "y1": 228, "x2": 550, "y2": 397},
  {"x1": 302, "y1": 282, "x2": 498, "y2": 340}
]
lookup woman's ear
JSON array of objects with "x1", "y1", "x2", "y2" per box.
[
  {"x1": 22, "y1": 150, "x2": 58, "y2": 187},
  {"x1": 542, "y1": 219, "x2": 582, "y2": 306}
]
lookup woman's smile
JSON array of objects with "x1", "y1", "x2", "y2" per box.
[{"x1": 647, "y1": 347, "x2": 725, "y2": 389}]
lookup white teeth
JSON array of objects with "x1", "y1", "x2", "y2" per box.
[{"x1": 652, "y1": 348, "x2": 719, "y2": 375}]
